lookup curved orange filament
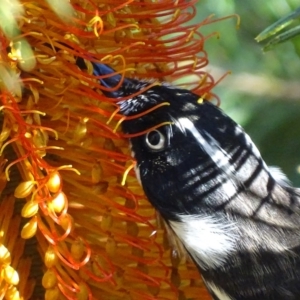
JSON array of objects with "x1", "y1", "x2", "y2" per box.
[
  {"x1": 55, "y1": 238, "x2": 91, "y2": 270},
  {"x1": 82, "y1": 266, "x2": 113, "y2": 283},
  {"x1": 122, "y1": 102, "x2": 171, "y2": 121},
  {"x1": 28, "y1": 124, "x2": 60, "y2": 138},
  {"x1": 52, "y1": 267, "x2": 79, "y2": 291},
  {"x1": 0, "y1": 137, "x2": 21, "y2": 156},
  {"x1": 121, "y1": 161, "x2": 136, "y2": 186},
  {"x1": 214, "y1": 70, "x2": 232, "y2": 86},
  {"x1": 5, "y1": 153, "x2": 30, "y2": 181},
  {"x1": 130, "y1": 268, "x2": 163, "y2": 287},
  {"x1": 46, "y1": 201, "x2": 69, "y2": 226},
  {"x1": 204, "y1": 13, "x2": 241, "y2": 29},
  {"x1": 19, "y1": 110, "x2": 46, "y2": 116},
  {"x1": 37, "y1": 216, "x2": 56, "y2": 245},
  {"x1": 62, "y1": 108, "x2": 71, "y2": 135},
  {"x1": 115, "y1": 235, "x2": 152, "y2": 252},
  {"x1": 106, "y1": 106, "x2": 120, "y2": 125},
  {"x1": 111, "y1": 186, "x2": 139, "y2": 211},
  {"x1": 21, "y1": 77, "x2": 44, "y2": 84},
  {"x1": 32, "y1": 145, "x2": 64, "y2": 152},
  {"x1": 112, "y1": 116, "x2": 125, "y2": 133},
  {"x1": 53, "y1": 244, "x2": 82, "y2": 270},
  {"x1": 209, "y1": 93, "x2": 221, "y2": 106},
  {"x1": 121, "y1": 121, "x2": 173, "y2": 138},
  {"x1": 0, "y1": 106, "x2": 45, "y2": 117},
  {"x1": 103, "y1": 80, "x2": 160, "y2": 104},
  {"x1": 47, "y1": 96, "x2": 64, "y2": 111},
  {"x1": 113, "y1": 102, "x2": 171, "y2": 134},
  {"x1": 56, "y1": 278, "x2": 78, "y2": 294},
  {"x1": 51, "y1": 219, "x2": 72, "y2": 242},
  {"x1": 58, "y1": 285, "x2": 78, "y2": 300}
]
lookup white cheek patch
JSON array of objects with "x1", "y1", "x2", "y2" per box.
[
  {"x1": 205, "y1": 281, "x2": 234, "y2": 300},
  {"x1": 169, "y1": 214, "x2": 238, "y2": 270},
  {"x1": 134, "y1": 163, "x2": 142, "y2": 185},
  {"x1": 129, "y1": 144, "x2": 142, "y2": 185}
]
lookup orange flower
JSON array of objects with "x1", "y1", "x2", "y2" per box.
[{"x1": 0, "y1": 0, "x2": 223, "y2": 299}]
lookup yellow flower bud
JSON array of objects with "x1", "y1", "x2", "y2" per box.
[
  {"x1": 4, "y1": 286, "x2": 20, "y2": 300},
  {"x1": 14, "y1": 181, "x2": 35, "y2": 198},
  {"x1": 2, "y1": 265, "x2": 19, "y2": 285},
  {"x1": 44, "y1": 247, "x2": 58, "y2": 269},
  {"x1": 21, "y1": 216, "x2": 37, "y2": 239},
  {"x1": 0, "y1": 244, "x2": 11, "y2": 266},
  {"x1": 46, "y1": 172, "x2": 61, "y2": 193},
  {"x1": 42, "y1": 269, "x2": 57, "y2": 289},
  {"x1": 51, "y1": 192, "x2": 66, "y2": 213},
  {"x1": 21, "y1": 201, "x2": 38, "y2": 218},
  {"x1": 45, "y1": 287, "x2": 60, "y2": 300},
  {"x1": 71, "y1": 240, "x2": 84, "y2": 260}
]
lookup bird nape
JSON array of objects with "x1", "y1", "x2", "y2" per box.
[{"x1": 84, "y1": 61, "x2": 300, "y2": 300}]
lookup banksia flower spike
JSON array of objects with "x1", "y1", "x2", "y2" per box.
[{"x1": 0, "y1": 0, "x2": 223, "y2": 299}]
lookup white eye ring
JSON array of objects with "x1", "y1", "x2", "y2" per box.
[{"x1": 145, "y1": 130, "x2": 166, "y2": 150}]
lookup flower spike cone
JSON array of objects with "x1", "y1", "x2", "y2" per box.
[{"x1": 0, "y1": 0, "x2": 222, "y2": 299}]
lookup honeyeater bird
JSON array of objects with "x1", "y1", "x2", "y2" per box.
[{"x1": 91, "y1": 62, "x2": 300, "y2": 300}]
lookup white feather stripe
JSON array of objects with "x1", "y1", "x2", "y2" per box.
[
  {"x1": 177, "y1": 117, "x2": 233, "y2": 174},
  {"x1": 169, "y1": 214, "x2": 238, "y2": 270},
  {"x1": 268, "y1": 166, "x2": 291, "y2": 186},
  {"x1": 205, "y1": 281, "x2": 234, "y2": 300}
]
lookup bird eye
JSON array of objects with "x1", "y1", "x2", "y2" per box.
[{"x1": 145, "y1": 130, "x2": 166, "y2": 150}]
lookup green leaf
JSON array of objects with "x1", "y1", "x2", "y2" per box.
[
  {"x1": 262, "y1": 25, "x2": 300, "y2": 51},
  {"x1": 256, "y1": 6, "x2": 300, "y2": 43}
]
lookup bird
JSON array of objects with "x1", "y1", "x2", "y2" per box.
[{"x1": 90, "y1": 62, "x2": 300, "y2": 300}]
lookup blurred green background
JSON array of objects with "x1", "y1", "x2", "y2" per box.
[{"x1": 194, "y1": 0, "x2": 300, "y2": 186}]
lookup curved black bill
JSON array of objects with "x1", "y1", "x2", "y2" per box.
[
  {"x1": 76, "y1": 57, "x2": 131, "y2": 98},
  {"x1": 75, "y1": 55, "x2": 152, "y2": 115},
  {"x1": 91, "y1": 62, "x2": 124, "y2": 98}
]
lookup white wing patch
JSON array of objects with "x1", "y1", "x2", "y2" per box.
[
  {"x1": 169, "y1": 214, "x2": 238, "y2": 270},
  {"x1": 205, "y1": 281, "x2": 234, "y2": 300}
]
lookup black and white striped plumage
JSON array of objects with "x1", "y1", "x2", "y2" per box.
[{"x1": 93, "y1": 63, "x2": 300, "y2": 300}]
